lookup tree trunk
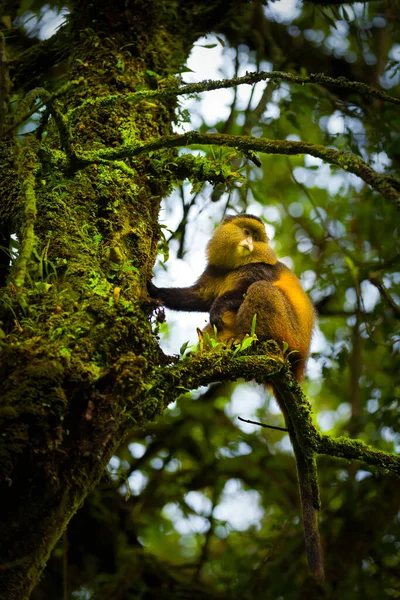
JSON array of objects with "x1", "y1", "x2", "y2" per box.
[{"x1": 0, "y1": 1, "x2": 243, "y2": 597}]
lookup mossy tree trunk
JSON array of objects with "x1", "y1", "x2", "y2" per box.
[{"x1": 0, "y1": 2, "x2": 244, "y2": 598}]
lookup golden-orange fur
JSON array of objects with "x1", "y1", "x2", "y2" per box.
[{"x1": 200, "y1": 215, "x2": 315, "y2": 380}]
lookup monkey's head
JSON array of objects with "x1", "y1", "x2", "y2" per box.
[{"x1": 207, "y1": 214, "x2": 277, "y2": 269}]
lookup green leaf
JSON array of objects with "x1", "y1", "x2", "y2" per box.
[
  {"x1": 319, "y1": 7, "x2": 337, "y2": 29},
  {"x1": 250, "y1": 314, "x2": 257, "y2": 337},
  {"x1": 232, "y1": 345, "x2": 241, "y2": 357},
  {"x1": 203, "y1": 331, "x2": 212, "y2": 347},
  {"x1": 341, "y1": 6, "x2": 352, "y2": 22},
  {"x1": 240, "y1": 337, "x2": 254, "y2": 351},
  {"x1": 344, "y1": 257, "x2": 359, "y2": 280},
  {"x1": 180, "y1": 340, "x2": 190, "y2": 356}
]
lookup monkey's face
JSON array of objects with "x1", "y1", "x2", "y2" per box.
[{"x1": 207, "y1": 216, "x2": 277, "y2": 268}]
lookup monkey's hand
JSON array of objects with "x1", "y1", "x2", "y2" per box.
[
  {"x1": 210, "y1": 290, "x2": 244, "y2": 330},
  {"x1": 209, "y1": 307, "x2": 224, "y2": 331},
  {"x1": 147, "y1": 280, "x2": 160, "y2": 298},
  {"x1": 147, "y1": 281, "x2": 164, "y2": 306}
]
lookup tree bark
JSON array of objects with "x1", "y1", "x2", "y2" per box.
[{"x1": 0, "y1": 1, "x2": 247, "y2": 597}]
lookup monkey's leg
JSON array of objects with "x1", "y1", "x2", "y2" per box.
[
  {"x1": 235, "y1": 282, "x2": 307, "y2": 379},
  {"x1": 209, "y1": 290, "x2": 246, "y2": 332},
  {"x1": 203, "y1": 311, "x2": 237, "y2": 344}
]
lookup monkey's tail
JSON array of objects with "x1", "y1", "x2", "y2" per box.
[
  {"x1": 272, "y1": 386, "x2": 325, "y2": 582},
  {"x1": 290, "y1": 431, "x2": 325, "y2": 582}
]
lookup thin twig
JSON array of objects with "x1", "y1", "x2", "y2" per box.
[
  {"x1": 69, "y1": 70, "x2": 400, "y2": 115},
  {"x1": 238, "y1": 416, "x2": 288, "y2": 432}
]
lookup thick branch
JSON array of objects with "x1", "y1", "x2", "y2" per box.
[
  {"x1": 149, "y1": 346, "x2": 400, "y2": 478},
  {"x1": 162, "y1": 154, "x2": 244, "y2": 187},
  {"x1": 149, "y1": 342, "x2": 286, "y2": 409},
  {"x1": 75, "y1": 132, "x2": 400, "y2": 208}
]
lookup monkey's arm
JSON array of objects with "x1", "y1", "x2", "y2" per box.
[
  {"x1": 147, "y1": 281, "x2": 212, "y2": 312},
  {"x1": 209, "y1": 289, "x2": 246, "y2": 330},
  {"x1": 209, "y1": 264, "x2": 276, "y2": 330}
]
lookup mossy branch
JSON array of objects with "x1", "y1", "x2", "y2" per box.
[
  {"x1": 1, "y1": 78, "x2": 85, "y2": 139},
  {"x1": 162, "y1": 154, "x2": 244, "y2": 187},
  {"x1": 47, "y1": 100, "x2": 73, "y2": 156},
  {"x1": 272, "y1": 379, "x2": 400, "y2": 476},
  {"x1": 176, "y1": 71, "x2": 400, "y2": 106},
  {"x1": 69, "y1": 70, "x2": 400, "y2": 114},
  {"x1": 149, "y1": 345, "x2": 400, "y2": 478},
  {"x1": 11, "y1": 138, "x2": 40, "y2": 290},
  {"x1": 73, "y1": 131, "x2": 400, "y2": 208},
  {"x1": 0, "y1": 32, "x2": 11, "y2": 131},
  {"x1": 318, "y1": 435, "x2": 400, "y2": 475},
  {"x1": 148, "y1": 341, "x2": 285, "y2": 409}
]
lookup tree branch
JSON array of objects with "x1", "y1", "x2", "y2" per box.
[
  {"x1": 69, "y1": 70, "x2": 400, "y2": 114},
  {"x1": 317, "y1": 435, "x2": 400, "y2": 476},
  {"x1": 177, "y1": 71, "x2": 400, "y2": 106},
  {"x1": 161, "y1": 153, "x2": 244, "y2": 188},
  {"x1": 149, "y1": 344, "x2": 400, "y2": 478},
  {"x1": 11, "y1": 137, "x2": 40, "y2": 291},
  {"x1": 74, "y1": 132, "x2": 400, "y2": 208},
  {"x1": 1, "y1": 78, "x2": 85, "y2": 139}
]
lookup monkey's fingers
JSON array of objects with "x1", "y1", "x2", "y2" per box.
[{"x1": 210, "y1": 316, "x2": 224, "y2": 331}]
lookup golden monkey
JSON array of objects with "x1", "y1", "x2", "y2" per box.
[
  {"x1": 148, "y1": 214, "x2": 315, "y2": 380},
  {"x1": 148, "y1": 214, "x2": 323, "y2": 580}
]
